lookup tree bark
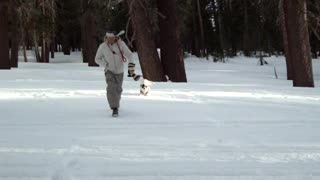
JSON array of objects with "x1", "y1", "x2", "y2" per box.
[
  {"x1": 81, "y1": 16, "x2": 88, "y2": 63},
  {"x1": 243, "y1": 0, "x2": 250, "y2": 56},
  {"x1": 196, "y1": 0, "x2": 206, "y2": 57},
  {"x1": 80, "y1": 0, "x2": 98, "y2": 66},
  {"x1": 284, "y1": 0, "x2": 314, "y2": 87},
  {"x1": 41, "y1": 40, "x2": 50, "y2": 63},
  {"x1": 257, "y1": 1, "x2": 267, "y2": 66},
  {"x1": 41, "y1": 0, "x2": 49, "y2": 63},
  {"x1": 192, "y1": 0, "x2": 200, "y2": 57},
  {"x1": 51, "y1": 40, "x2": 55, "y2": 59},
  {"x1": 21, "y1": 28, "x2": 28, "y2": 62},
  {"x1": 280, "y1": 0, "x2": 294, "y2": 80},
  {"x1": 23, "y1": 40, "x2": 28, "y2": 62},
  {"x1": 46, "y1": 43, "x2": 50, "y2": 63},
  {"x1": 81, "y1": 11, "x2": 98, "y2": 66},
  {"x1": 0, "y1": 0, "x2": 10, "y2": 70},
  {"x1": 10, "y1": 0, "x2": 19, "y2": 68},
  {"x1": 86, "y1": 12, "x2": 98, "y2": 67},
  {"x1": 62, "y1": 36, "x2": 71, "y2": 55},
  {"x1": 127, "y1": 0, "x2": 166, "y2": 81},
  {"x1": 51, "y1": 0, "x2": 55, "y2": 59},
  {"x1": 217, "y1": 0, "x2": 227, "y2": 58},
  {"x1": 157, "y1": 0, "x2": 187, "y2": 82}
]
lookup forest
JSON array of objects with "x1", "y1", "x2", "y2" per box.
[{"x1": 0, "y1": 0, "x2": 319, "y2": 87}]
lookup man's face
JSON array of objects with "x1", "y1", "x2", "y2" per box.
[{"x1": 107, "y1": 36, "x2": 116, "y2": 44}]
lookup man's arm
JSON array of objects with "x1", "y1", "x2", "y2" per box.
[
  {"x1": 95, "y1": 44, "x2": 107, "y2": 67},
  {"x1": 120, "y1": 40, "x2": 134, "y2": 64},
  {"x1": 120, "y1": 40, "x2": 141, "y2": 81}
]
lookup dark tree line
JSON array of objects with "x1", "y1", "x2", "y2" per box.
[{"x1": 0, "y1": 0, "x2": 319, "y2": 86}]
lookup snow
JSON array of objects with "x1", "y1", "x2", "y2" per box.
[{"x1": 0, "y1": 52, "x2": 320, "y2": 180}]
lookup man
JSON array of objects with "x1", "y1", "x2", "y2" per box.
[{"x1": 95, "y1": 31, "x2": 139, "y2": 117}]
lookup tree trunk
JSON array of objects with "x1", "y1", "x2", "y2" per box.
[
  {"x1": 280, "y1": 0, "x2": 294, "y2": 80},
  {"x1": 127, "y1": 0, "x2": 166, "y2": 81},
  {"x1": 157, "y1": 0, "x2": 187, "y2": 82},
  {"x1": 80, "y1": 0, "x2": 98, "y2": 66},
  {"x1": 46, "y1": 43, "x2": 50, "y2": 63},
  {"x1": 62, "y1": 34, "x2": 71, "y2": 55},
  {"x1": 257, "y1": 2, "x2": 266, "y2": 66},
  {"x1": 21, "y1": 28, "x2": 28, "y2": 62},
  {"x1": 192, "y1": 0, "x2": 200, "y2": 57},
  {"x1": 284, "y1": 0, "x2": 314, "y2": 87},
  {"x1": 51, "y1": 40, "x2": 55, "y2": 59},
  {"x1": 10, "y1": 1, "x2": 19, "y2": 68},
  {"x1": 81, "y1": 16, "x2": 88, "y2": 63},
  {"x1": 81, "y1": 10, "x2": 98, "y2": 66},
  {"x1": 55, "y1": 42, "x2": 58, "y2": 52},
  {"x1": 23, "y1": 40, "x2": 28, "y2": 62},
  {"x1": 86, "y1": 12, "x2": 98, "y2": 67},
  {"x1": 51, "y1": 0, "x2": 55, "y2": 59},
  {"x1": 217, "y1": 0, "x2": 227, "y2": 59},
  {"x1": 42, "y1": 41, "x2": 47, "y2": 62},
  {"x1": 243, "y1": 0, "x2": 250, "y2": 56},
  {"x1": 0, "y1": 0, "x2": 10, "y2": 70},
  {"x1": 41, "y1": 40, "x2": 50, "y2": 63},
  {"x1": 196, "y1": 0, "x2": 206, "y2": 57},
  {"x1": 33, "y1": 31, "x2": 41, "y2": 62},
  {"x1": 27, "y1": 38, "x2": 32, "y2": 50},
  {"x1": 41, "y1": 0, "x2": 49, "y2": 63}
]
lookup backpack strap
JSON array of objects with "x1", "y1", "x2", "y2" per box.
[{"x1": 116, "y1": 41, "x2": 127, "y2": 62}]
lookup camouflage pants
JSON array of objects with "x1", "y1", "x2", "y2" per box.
[{"x1": 105, "y1": 70, "x2": 124, "y2": 109}]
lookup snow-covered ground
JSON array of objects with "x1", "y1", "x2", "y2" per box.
[{"x1": 0, "y1": 52, "x2": 320, "y2": 180}]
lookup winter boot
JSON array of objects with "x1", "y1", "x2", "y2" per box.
[{"x1": 112, "y1": 108, "x2": 119, "y2": 117}]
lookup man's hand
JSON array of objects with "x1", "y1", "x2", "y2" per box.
[{"x1": 128, "y1": 63, "x2": 135, "y2": 77}]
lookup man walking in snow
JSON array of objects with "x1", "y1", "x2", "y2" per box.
[{"x1": 95, "y1": 31, "x2": 139, "y2": 117}]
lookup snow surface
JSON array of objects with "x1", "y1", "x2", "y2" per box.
[{"x1": 0, "y1": 52, "x2": 320, "y2": 180}]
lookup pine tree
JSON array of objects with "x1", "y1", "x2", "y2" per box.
[
  {"x1": 283, "y1": 0, "x2": 314, "y2": 87},
  {"x1": 80, "y1": 0, "x2": 98, "y2": 66},
  {"x1": 127, "y1": 0, "x2": 166, "y2": 81}
]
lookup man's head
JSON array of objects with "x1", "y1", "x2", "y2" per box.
[{"x1": 105, "y1": 31, "x2": 117, "y2": 44}]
